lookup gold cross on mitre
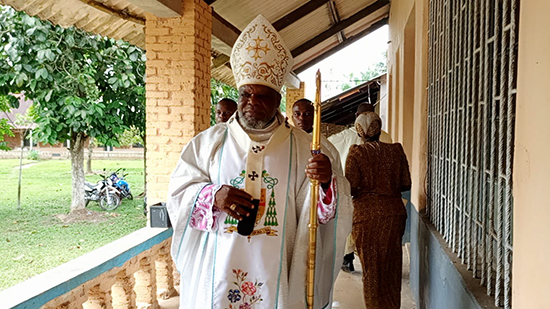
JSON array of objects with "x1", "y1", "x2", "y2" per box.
[{"x1": 246, "y1": 36, "x2": 270, "y2": 60}]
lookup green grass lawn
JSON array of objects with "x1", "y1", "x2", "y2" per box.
[{"x1": 0, "y1": 159, "x2": 147, "y2": 291}]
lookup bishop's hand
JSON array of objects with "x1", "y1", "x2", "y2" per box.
[
  {"x1": 214, "y1": 185, "x2": 255, "y2": 221},
  {"x1": 306, "y1": 153, "x2": 332, "y2": 187}
]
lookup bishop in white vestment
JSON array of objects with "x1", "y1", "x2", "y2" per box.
[{"x1": 166, "y1": 15, "x2": 352, "y2": 309}]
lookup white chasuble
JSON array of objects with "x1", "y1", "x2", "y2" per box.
[
  {"x1": 166, "y1": 117, "x2": 353, "y2": 309},
  {"x1": 213, "y1": 119, "x2": 292, "y2": 309}
]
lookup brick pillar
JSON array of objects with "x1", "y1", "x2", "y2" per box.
[
  {"x1": 285, "y1": 82, "x2": 305, "y2": 126},
  {"x1": 145, "y1": 0, "x2": 212, "y2": 205}
]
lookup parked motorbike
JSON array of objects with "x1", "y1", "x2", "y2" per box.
[
  {"x1": 84, "y1": 172, "x2": 121, "y2": 211},
  {"x1": 109, "y1": 168, "x2": 133, "y2": 200}
]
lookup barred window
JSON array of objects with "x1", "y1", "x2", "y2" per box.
[{"x1": 426, "y1": 0, "x2": 518, "y2": 308}]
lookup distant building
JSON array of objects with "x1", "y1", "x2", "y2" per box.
[{"x1": 1, "y1": 94, "x2": 39, "y2": 150}]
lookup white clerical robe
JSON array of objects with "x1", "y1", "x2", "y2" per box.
[{"x1": 167, "y1": 115, "x2": 352, "y2": 309}]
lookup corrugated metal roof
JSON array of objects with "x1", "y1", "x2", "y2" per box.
[
  {"x1": 0, "y1": 0, "x2": 146, "y2": 47},
  {"x1": 343, "y1": 6, "x2": 389, "y2": 38},
  {"x1": 278, "y1": 5, "x2": 333, "y2": 50},
  {"x1": 212, "y1": 0, "x2": 305, "y2": 30},
  {"x1": 335, "y1": 0, "x2": 377, "y2": 20},
  {"x1": 0, "y1": 0, "x2": 390, "y2": 85}
]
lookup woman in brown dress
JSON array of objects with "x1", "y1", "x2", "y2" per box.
[{"x1": 345, "y1": 112, "x2": 411, "y2": 309}]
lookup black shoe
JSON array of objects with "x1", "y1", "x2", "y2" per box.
[
  {"x1": 342, "y1": 253, "x2": 355, "y2": 272},
  {"x1": 342, "y1": 260, "x2": 355, "y2": 272},
  {"x1": 341, "y1": 263, "x2": 352, "y2": 273}
]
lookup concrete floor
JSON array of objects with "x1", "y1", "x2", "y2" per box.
[
  {"x1": 332, "y1": 245, "x2": 416, "y2": 309},
  {"x1": 159, "y1": 245, "x2": 416, "y2": 309}
]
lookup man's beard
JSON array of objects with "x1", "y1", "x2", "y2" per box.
[{"x1": 237, "y1": 109, "x2": 276, "y2": 129}]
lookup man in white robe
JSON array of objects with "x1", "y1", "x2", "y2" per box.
[
  {"x1": 166, "y1": 15, "x2": 352, "y2": 309},
  {"x1": 328, "y1": 103, "x2": 393, "y2": 171}
]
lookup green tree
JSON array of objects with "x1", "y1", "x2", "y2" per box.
[
  {"x1": 340, "y1": 52, "x2": 387, "y2": 92},
  {"x1": 210, "y1": 78, "x2": 238, "y2": 126},
  {"x1": 0, "y1": 95, "x2": 15, "y2": 150},
  {"x1": 0, "y1": 6, "x2": 145, "y2": 211},
  {"x1": 117, "y1": 126, "x2": 143, "y2": 147}
]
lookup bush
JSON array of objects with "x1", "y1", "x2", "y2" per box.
[{"x1": 27, "y1": 149, "x2": 40, "y2": 160}]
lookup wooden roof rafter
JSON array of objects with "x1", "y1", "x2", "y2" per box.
[
  {"x1": 327, "y1": 1, "x2": 345, "y2": 43},
  {"x1": 77, "y1": 0, "x2": 145, "y2": 25},
  {"x1": 272, "y1": 0, "x2": 331, "y2": 31}
]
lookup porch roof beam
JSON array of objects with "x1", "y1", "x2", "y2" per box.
[
  {"x1": 327, "y1": 0, "x2": 345, "y2": 43},
  {"x1": 212, "y1": 10, "x2": 241, "y2": 51},
  {"x1": 272, "y1": 0, "x2": 331, "y2": 31},
  {"x1": 291, "y1": 0, "x2": 389, "y2": 58},
  {"x1": 212, "y1": 54, "x2": 230, "y2": 69},
  {"x1": 125, "y1": 0, "x2": 181, "y2": 17}
]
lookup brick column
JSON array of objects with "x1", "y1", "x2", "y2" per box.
[
  {"x1": 285, "y1": 82, "x2": 305, "y2": 126},
  {"x1": 145, "y1": 0, "x2": 212, "y2": 204}
]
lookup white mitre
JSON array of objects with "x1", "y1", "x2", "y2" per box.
[{"x1": 230, "y1": 14, "x2": 294, "y2": 93}]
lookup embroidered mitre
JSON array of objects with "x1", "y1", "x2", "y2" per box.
[{"x1": 230, "y1": 15, "x2": 294, "y2": 93}]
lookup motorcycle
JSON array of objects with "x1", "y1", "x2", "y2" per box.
[
  {"x1": 84, "y1": 171, "x2": 122, "y2": 211},
  {"x1": 109, "y1": 168, "x2": 133, "y2": 201}
]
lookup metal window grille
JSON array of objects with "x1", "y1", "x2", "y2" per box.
[{"x1": 426, "y1": 0, "x2": 518, "y2": 308}]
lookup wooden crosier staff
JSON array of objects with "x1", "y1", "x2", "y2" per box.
[{"x1": 307, "y1": 70, "x2": 322, "y2": 309}]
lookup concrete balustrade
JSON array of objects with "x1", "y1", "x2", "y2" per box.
[
  {"x1": 155, "y1": 252, "x2": 178, "y2": 300},
  {"x1": 0, "y1": 228, "x2": 176, "y2": 309}
]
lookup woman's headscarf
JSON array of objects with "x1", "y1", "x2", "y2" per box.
[{"x1": 355, "y1": 112, "x2": 382, "y2": 139}]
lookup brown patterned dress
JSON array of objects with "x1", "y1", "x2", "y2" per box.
[{"x1": 345, "y1": 141, "x2": 411, "y2": 309}]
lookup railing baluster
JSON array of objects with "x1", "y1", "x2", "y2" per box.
[
  {"x1": 134, "y1": 256, "x2": 160, "y2": 309},
  {"x1": 112, "y1": 270, "x2": 136, "y2": 309},
  {"x1": 83, "y1": 285, "x2": 108, "y2": 309},
  {"x1": 156, "y1": 246, "x2": 179, "y2": 300}
]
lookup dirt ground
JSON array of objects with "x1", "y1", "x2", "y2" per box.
[{"x1": 55, "y1": 209, "x2": 119, "y2": 224}]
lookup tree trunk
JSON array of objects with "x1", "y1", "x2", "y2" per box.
[
  {"x1": 86, "y1": 137, "x2": 94, "y2": 174},
  {"x1": 70, "y1": 132, "x2": 86, "y2": 212},
  {"x1": 17, "y1": 130, "x2": 26, "y2": 210}
]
